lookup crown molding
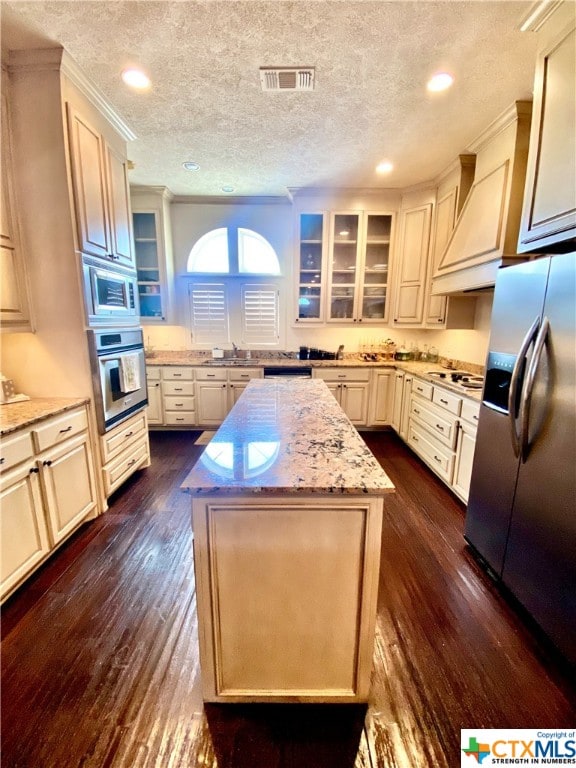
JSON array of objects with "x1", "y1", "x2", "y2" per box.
[
  {"x1": 519, "y1": 0, "x2": 565, "y2": 32},
  {"x1": 171, "y1": 195, "x2": 292, "y2": 206},
  {"x1": 467, "y1": 100, "x2": 532, "y2": 154}
]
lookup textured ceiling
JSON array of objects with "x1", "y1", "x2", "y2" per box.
[{"x1": 1, "y1": 1, "x2": 539, "y2": 198}]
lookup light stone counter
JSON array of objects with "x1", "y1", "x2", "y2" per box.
[
  {"x1": 0, "y1": 397, "x2": 90, "y2": 436},
  {"x1": 181, "y1": 378, "x2": 395, "y2": 496},
  {"x1": 182, "y1": 378, "x2": 393, "y2": 703}
]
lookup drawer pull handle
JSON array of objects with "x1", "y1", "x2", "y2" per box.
[
  {"x1": 413, "y1": 408, "x2": 420, "y2": 415},
  {"x1": 174, "y1": 387, "x2": 183, "y2": 391},
  {"x1": 127, "y1": 459, "x2": 137, "y2": 467},
  {"x1": 173, "y1": 373, "x2": 182, "y2": 377},
  {"x1": 207, "y1": 374, "x2": 216, "y2": 378},
  {"x1": 474, "y1": 414, "x2": 479, "y2": 421},
  {"x1": 176, "y1": 417, "x2": 184, "y2": 421},
  {"x1": 0, "y1": 457, "x2": 5, "y2": 464},
  {"x1": 435, "y1": 423, "x2": 445, "y2": 431},
  {"x1": 29, "y1": 467, "x2": 39, "y2": 474},
  {"x1": 125, "y1": 431, "x2": 134, "y2": 437},
  {"x1": 59, "y1": 426, "x2": 73, "y2": 434},
  {"x1": 440, "y1": 398, "x2": 448, "y2": 405},
  {"x1": 433, "y1": 455, "x2": 442, "y2": 463},
  {"x1": 43, "y1": 460, "x2": 52, "y2": 467},
  {"x1": 412, "y1": 436, "x2": 419, "y2": 442},
  {"x1": 175, "y1": 403, "x2": 184, "y2": 407}
]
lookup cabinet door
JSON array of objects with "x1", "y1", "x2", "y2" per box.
[
  {"x1": 340, "y1": 383, "x2": 369, "y2": 425},
  {"x1": 105, "y1": 144, "x2": 134, "y2": 268},
  {"x1": 197, "y1": 381, "x2": 229, "y2": 426},
  {"x1": 67, "y1": 105, "x2": 111, "y2": 260},
  {"x1": 0, "y1": 245, "x2": 30, "y2": 327},
  {"x1": 399, "y1": 375, "x2": 413, "y2": 439},
  {"x1": 369, "y1": 370, "x2": 393, "y2": 426},
  {"x1": 1, "y1": 464, "x2": 49, "y2": 601},
  {"x1": 518, "y1": 22, "x2": 576, "y2": 252},
  {"x1": 133, "y1": 211, "x2": 165, "y2": 321},
  {"x1": 295, "y1": 212, "x2": 326, "y2": 323},
  {"x1": 327, "y1": 213, "x2": 361, "y2": 322},
  {"x1": 452, "y1": 420, "x2": 478, "y2": 503},
  {"x1": 393, "y1": 204, "x2": 432, "y2": 326},
  {"x1": 40, "y1": 434, "x2": 97, "y2": 545},
  {"x1": 425, "y1": 189, "x2": 454, "y2": 324},
  {"x1": 146, "y1": 380, "x2": 163, "y2": 424},
  {"x1": 359, "y1": 214, "x2": 392, "y2": 322},
  {"x1": 391, "y1": 371, "x2": 405, "y2": 433}
]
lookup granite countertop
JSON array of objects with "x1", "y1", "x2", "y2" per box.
[
  {"x1": 0, "y1": 397, "x2": 90, "y2": 436},
  {"x1": 181, "y1": 379, "x2": 395, "y2": 497},
  {"x1": 146, "y1": 352, "x2": 483, "y2": 401}
]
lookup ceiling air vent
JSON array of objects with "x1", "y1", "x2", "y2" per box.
[{"x1": 259, "y1": 67, "x2": 315, "y2": 92}]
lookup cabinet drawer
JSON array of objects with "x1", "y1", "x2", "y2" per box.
[
  {"x1": 411, "y1": 378, "x2": 433, "y2": 399},
  {"x1": 228, "y1": 368, "x2": 262, "y2": 381},
  {"x1": 410, "y1": 397, "x2": 458, "y2": 448},
  {"x1": 0, "y1": 430, "x2": 34, "y2": 473},
  {"x1": 164, "y1": 396, "x2": 196, "y2": 412},
  {"x1": 314, "y1": 368, "x2": 371, "y2": 382},
  {"x1": 164, "y1": 412, "x2": 197, "y2": 426},
  {"x1": 162, "y1": 367, "x2": 194, "y2": 381},
  {"x1": 146, "y1": 367, "x2": 161, "y2": 381},
  {"x1": 407, "y1": 422, "x2": 455, "y2": 483},
  {"x1": 461, "y1": 398, "x2": 480, "y2": 424},
  {"x1": 163, "y1": 380, "x2": 195, "y2": 396},
  {"x1": 103, "y1": 438, "x2": 149, "y2": 496},
  {"x1": 101, "y1": 411, "x2": 147, "y2": 463},
  {"x1": 32, "y1": 408, "x2": 88, "y2": 453},
  {"x1": 432, "y1": 387, "x2": 462, "y2": 415},
  {"x1": 195, "y1": 368, "x2": 227, "y2": 381}
]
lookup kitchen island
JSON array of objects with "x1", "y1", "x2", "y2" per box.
[{"x1": 182, "y1": 378, "x2": 394, "y2": 703}]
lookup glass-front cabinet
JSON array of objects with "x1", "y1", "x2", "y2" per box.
[
  {"x1": 132, "y1": 211, "x2": 165, "y2": 321},
  {"x1": 327, "y1": 212, "x2": 392, "y2": 323},
  {"x1": 296, "y1": 213, "x2": 325, "y2": 322},
  {"x1": 293, "y1": 210, "x2": 393, "y2": 324}
]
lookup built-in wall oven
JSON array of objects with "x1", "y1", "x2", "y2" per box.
[{"x1": 88, "y1": 328, "x2": 148, "y2": 434}]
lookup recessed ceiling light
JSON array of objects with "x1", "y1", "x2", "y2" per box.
[
  {"x1": 121, "y1": 68, "x2": 151, "y2": 89},
  {"x1": 427, "y1": 73, "x2": 454, "y2": 92},
  {"x1": 376, "y1": 161, "x2": 393, "y2": 174},
  {"x1": 221, "y1": 186, "x2": 235, "y2": 193},
  {"x1": 182, "y1": 161, "x2": 200, "y2": 171}
]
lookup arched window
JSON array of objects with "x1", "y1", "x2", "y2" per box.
[{"x1": 187, "y1": 227, "x2": 280, "y2": 275}]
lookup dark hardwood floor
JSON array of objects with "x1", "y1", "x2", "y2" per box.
[{"x1": 2, "y1": 430, "x2": 575, "y2": 767}]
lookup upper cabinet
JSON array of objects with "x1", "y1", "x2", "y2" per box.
[
  {"x1": 518, "y1": 4, "x2": 576, "y2": 253},
  {"x1": 1, "y1": 68, "x2": 32, "y2": 332},
  {"x1": 431, "y1": 101, "x2": 532, "y2": 295},
  {"x1": 391, "y1": 201, "x2": 433, "y2": 326},
  {"x1": 131, "y1": 186, "x2": 175, "y2": 323},
  {"x1": 67, "y1": 104, "x2": 135, "y2": 269},
  {"x1": 295, "y1": 212, "x2": 327, "y2": 323},
  {"x1": 326, "y1": 211, "x2": 393, "y2": 324}
]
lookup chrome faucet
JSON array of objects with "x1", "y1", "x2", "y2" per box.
[{"x1": 231, "y1": 342, "x2": 239, "y2": 357}]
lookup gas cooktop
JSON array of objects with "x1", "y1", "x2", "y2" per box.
[{"x1": 427, "y1": 370, "x2": 485, "y2": 390}]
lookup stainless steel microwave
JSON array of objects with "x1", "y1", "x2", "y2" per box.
[{"x1": 83, "y1": 259, "x2": 139, "y2": 323}]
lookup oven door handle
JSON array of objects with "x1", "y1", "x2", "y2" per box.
[{"x1": 508, "y1": 315, "x2": 540, "y2": 458}]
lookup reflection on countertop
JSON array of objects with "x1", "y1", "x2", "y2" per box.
[{"x1": 181, "y1": 379, "x2": 395, "y2": 496}]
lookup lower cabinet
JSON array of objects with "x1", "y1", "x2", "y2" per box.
[
  {"x1": 312, "y1": 368, "x2": 371, "y2": 426},
  {"x1": 0, "y1": 404, "x2": 98, "y2": 602},
  {"x1": 99, "y1": 410, "x2": 150, "y2": 497},
  {"x1": 367, "y1": 370, "x2": 393, "y2": 427},
  {"x1": 146, "y1": 367, "x2": 163, "y2": 425},
  {"x1": 392, "y1": 374, "x2": 480, "y2": 502}
]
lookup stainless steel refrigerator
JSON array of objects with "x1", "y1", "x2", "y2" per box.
[{"x1": 465, "y1": 252, "x2": 576, "y2": 665}]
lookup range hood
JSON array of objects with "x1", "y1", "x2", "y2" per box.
[{"x1": 431, "y1": 101, "x2": 532, "y2": 296}]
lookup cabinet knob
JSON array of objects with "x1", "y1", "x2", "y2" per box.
[
  {"x1": 222, "y1": 383, "x2": 227, "y2": 388},
  {"x1": 43, "y1": 460, "x2": 52, "y2": 467},
  {"x1": 29, "y1": 467, "x2": 39, "y2": 474},
  {"x1": 0, "y1": 457, "x2": 5, "y2": 464}
]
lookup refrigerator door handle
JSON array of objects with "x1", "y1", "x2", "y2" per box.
[
  {"x1": 520, "y1": 316, "x2": 550, "y2": 463},
  {"x1": 508, "y1": 316, "x2": 540, "y2": 458}
]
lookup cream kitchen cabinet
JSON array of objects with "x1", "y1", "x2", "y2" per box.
[
  {"x1": 145, "y1": 368, "x2": 163, "y2": 425},
  {"x1": 163, "y1": 367, "x2": 196, "y2": 426},
  {"x1": 131, "y1": 187, "x2": 175, "y2": 323},
  {"x1": 392, "y1": 202, "x2": 433, "y2": 326},
  {"x1": 326, "y1": 212, "x2": 394, "y2": 324},
  {"x1": 390, "y1": 370, "x2": 413, "y2": 439},
  {"x1": 67, "y1": 104, "x2": 134, "y2": 268},
  {"x1": 518, "y1": 7, "x2": 576, "y2": 252},
  {"x1": 195, "y1": 367, "x2": 263, "y2": 426},
  {"x1": 313, "y1": 368, "x2": 371, "y2": 425},
  {"x1": 99, "y1": 410, "x2": 150, "y2": 496},
  {"x1": 0, "y1": 404, "x2": 98, "y2": 602},
  {"x1": 367, "y1": 369, "x2": 394, "y2": 427},
  {"x1": 294, "y1": 212, "x2": 327, "y2": 323},
  {"x1": 1, "y1": 70, "x2": 32, "y2": 332},
  {"x1": 452, "y1": 398, "x2": 480, "y2": 503}
]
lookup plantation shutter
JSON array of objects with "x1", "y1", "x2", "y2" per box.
[
  {"x1": 241, "y1": 284, "x2": 279, "y2": 345},
  {"x1": 189, "y1": 283, "x2": 229, "y2": 344}
]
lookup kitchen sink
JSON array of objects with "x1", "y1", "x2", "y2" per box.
[{"x1": 201, "y1": 358, "x2": 259, "y2": 366}]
